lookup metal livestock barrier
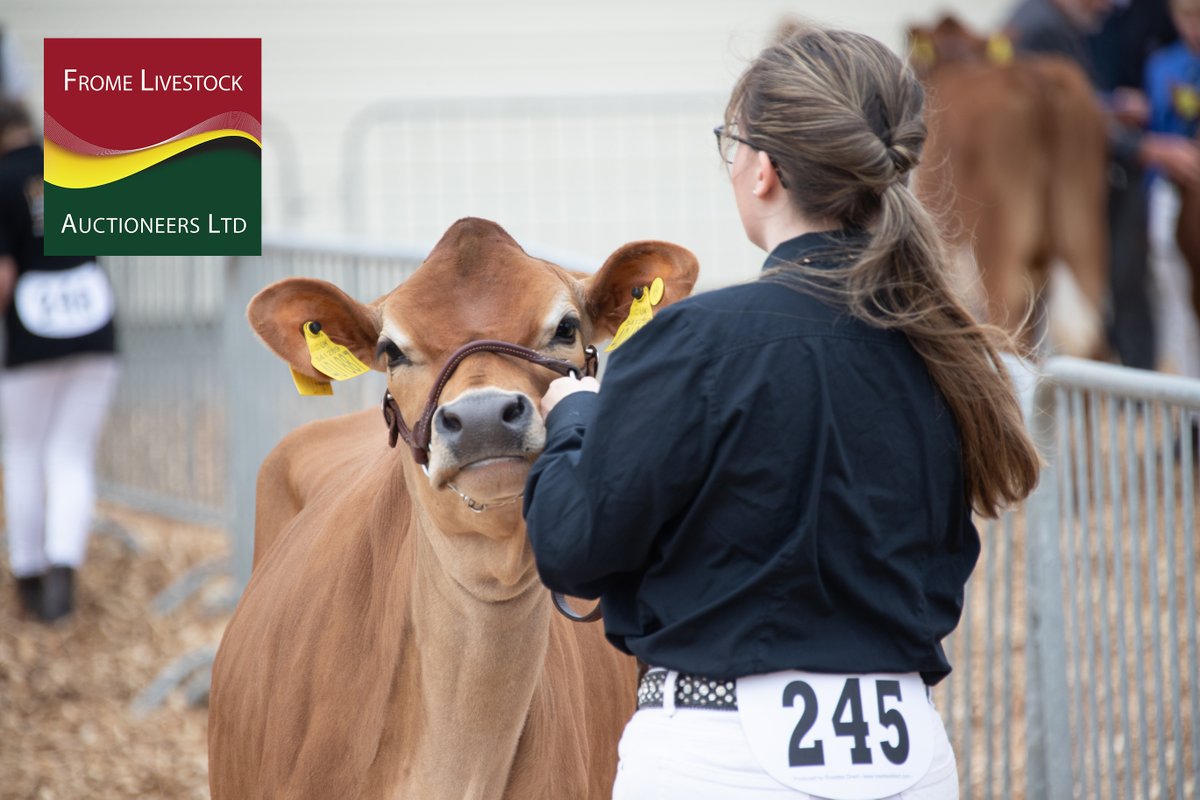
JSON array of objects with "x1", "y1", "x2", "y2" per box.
[
  {"x1": 337, "y1": 93, "x2": 758, "y2": 293},
  {"x1": 935, "y1": 357, "x2": 1200, "y2": 799},
  {"x1": 1032, "y1": 359, "x2": 1198, "y2": 800},
  {"x1": 97, "y1": 243, "x2": 1199, "y2": 799}
]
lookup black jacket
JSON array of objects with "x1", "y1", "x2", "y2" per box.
[{"x1": 524, "y1": 231, "x2": 980, "y2": 685}]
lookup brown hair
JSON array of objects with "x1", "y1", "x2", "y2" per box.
[{"x1": 725, "y1": 24, "x2": 1039, "y2": 517}]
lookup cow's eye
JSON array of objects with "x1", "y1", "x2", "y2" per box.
[
  {"x1": 375, "y1": 340, "x2": 410, "y2": 368},
  {"x1": 553, "y1": 317, "x2": 580, "y2": 344}
]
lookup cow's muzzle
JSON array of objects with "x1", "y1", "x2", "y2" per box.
[
  {"x1": 381, "y1": 339, "x2": 598, "y2": 466},
  {"x1": 432, "y1": 390, "x2": 536, "y2": 466}
]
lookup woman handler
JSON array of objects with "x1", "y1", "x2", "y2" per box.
[{"x1": 523, "y1": 24, "x2": 1039, "y2": 799}]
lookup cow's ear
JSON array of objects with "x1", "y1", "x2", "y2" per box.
[
  {"x1": 583, "y1": 241, "x2": 699, "y2": 338},
  {"x1": 248, "y1": 278, "x2": 382, "y2": 379}
]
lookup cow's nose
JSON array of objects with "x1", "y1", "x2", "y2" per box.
[{"x1": 434, "y1": 391, "x2": 534, "y2": 453}]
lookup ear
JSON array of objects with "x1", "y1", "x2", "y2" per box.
[
  {"x1": 753, "y1": 150, "x2": 781, "y2": 196},
  {"x1": 247, "y1": 278, "x2": 382, "y2": 379},
  {"x1": 584, "y1": 241, "x2": 699, "y2": 338}
]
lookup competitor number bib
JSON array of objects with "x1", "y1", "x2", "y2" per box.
[
  {"x1": 14, "y1": 261, "x2": 114, "y2": 339},
  {"x1": 737, "y1": 671, "x2": 933, "y2": 799}
]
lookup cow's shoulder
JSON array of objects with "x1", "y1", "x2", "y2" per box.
[
  {"x1": 254, "y1": 407, "x2": 402, "y2": 566},
  {"x1": 266, "y1": 408, "x2": 388, "y2": 498}
]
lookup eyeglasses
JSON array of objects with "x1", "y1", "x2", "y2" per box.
[
  {"x1": 713, "y1": 124, "x2": 756, "y2": 165},
  {"x1": 712, "y1": 124, "x2": 789, "y2": 188}
]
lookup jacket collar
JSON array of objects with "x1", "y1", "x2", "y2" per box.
[{"x1": 762, "y1": 229, "x2": 868, "y2": 273}]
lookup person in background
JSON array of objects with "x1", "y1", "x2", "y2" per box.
[
  {"x1": 524, "y1": 24, "x2": 1039, "y2": 799},
  {"x1": 1144, "y1": 0, "x2": 1200, "y2": 381},
  {"x1": 1088, "y1": 0, "x2": 1178, "y2": 94},
  {"x1": 0, "y1": 99, "x2": 119, "y2": 622}
]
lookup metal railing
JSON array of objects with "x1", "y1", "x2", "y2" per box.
[
  {"x1": 935, "y1": 357, "x2": 1200, "y2": 799},
  {"x1": 1030, "y1": 358, "x2": 1198, "y2": 800}
]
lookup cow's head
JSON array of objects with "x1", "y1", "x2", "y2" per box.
[
  {"x1": 906, "y1": 16, "x2": 998, "y2": 79},
  {"x1": 248, "y1": 218, "x2": 697, "y2": 591}
]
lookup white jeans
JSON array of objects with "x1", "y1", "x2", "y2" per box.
[
  {"x1": 2, "y1": 353, "x2": 119, "y2": 576},
  {"x1": 612, "y1": 693, "x2": 958, "y2": 799}
]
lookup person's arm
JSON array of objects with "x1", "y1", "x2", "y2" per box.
[{"x1": 523, "y1": 307, "x2": 716, "y2": 598}]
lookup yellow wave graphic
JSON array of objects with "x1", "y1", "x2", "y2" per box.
[{"x1": 45, "y1": 129, "x2": 262, "y2": 189}]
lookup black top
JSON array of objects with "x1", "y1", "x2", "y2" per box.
[
  {"x1": 0, "y1": 144, "x2": 116, "y2": 368},
  {"x1": 1086, "y1": 0, "x2": 1176, "y2": 93},
  {"x1": 524, "y1": 231, "x2": 980, "y2": 685}
]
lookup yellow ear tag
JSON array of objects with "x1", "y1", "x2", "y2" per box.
[
  {"x1": 910, "y1": 32, "x2": 936, "y2": 70},
  {"x1": 605, "y1": 277, "x2": 665, "y2": 353},
  {"x1": 302, "y1": 321, "x2": 371, "y2": 381},
  {"x1": 986, "y1": 33, "x2": 1014, "y2": 66},
  {"x1": 290, "y1": 367, "x2": 334, "y2": 396}
]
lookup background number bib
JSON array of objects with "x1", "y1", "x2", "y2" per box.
[
  {"x1": 737, "y1": 671, "x2": 934, "y2": 800},
  {"x1": 14, "y1": 262, "x2": 114, "y2": 339}
]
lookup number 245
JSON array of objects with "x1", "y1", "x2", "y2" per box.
[{"x1": 784, "y1": 678, "x2": 909, "y2": 767}]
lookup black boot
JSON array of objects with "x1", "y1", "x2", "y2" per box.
[
  {"x1": 15, "y1": 573, "x2": 43, "y2": 618},
  {"x1": 40, "y1": 566, "x2": 75, "y2": 622}
]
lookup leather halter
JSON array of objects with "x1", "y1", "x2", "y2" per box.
[
  {"x1": 381, "y1": 339, "x2": 598, "y2": 466},
  {"x1": 379, "y1": 338, "x2": 603, "y2": 624}
]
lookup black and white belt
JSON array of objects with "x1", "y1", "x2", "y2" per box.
[{"x1": 636, "y1": 668, "x2": 738, "y2": 711}]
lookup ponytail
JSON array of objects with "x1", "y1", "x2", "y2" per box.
[
  {"x1": 732, "y1": 25, "x2": 1040, "y2": 516},
  {"x1": 861, "y1": 184, "x2": 1039, "y2": 517}
]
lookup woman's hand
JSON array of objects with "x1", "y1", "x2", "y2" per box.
[
  {"x1": 1140, "y1": 133, "x2": 1200, "y2": 187},
  {"x1": 540, "y1": 375, "x2": 600, "y2": 417}
]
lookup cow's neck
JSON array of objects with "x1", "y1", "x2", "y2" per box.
[{"x1": 401, "y1": 505, "x2": 550, "y2": 799}]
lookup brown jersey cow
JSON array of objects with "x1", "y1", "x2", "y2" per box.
[
  {"x1": 208, "y1": 218, "x2": 699, "y2": 799},
  {"x1": 909, "y1": 15, "x2": 1109, "y2": 355}
]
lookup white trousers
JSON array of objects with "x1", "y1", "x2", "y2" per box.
[
  {"x1": 612, "y1": 697, "x2": 958, "y2": 799},
  {"x1": 2, "y1": 353, "x2": 119, "y2": 576},
  {"x1": 1147, "y1": 177, "x2": 1200, "y2": 380}
]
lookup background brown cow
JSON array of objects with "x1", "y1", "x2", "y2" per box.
[{"x1": 909, "y1": 15, "x2": 1109, "y2": 357}]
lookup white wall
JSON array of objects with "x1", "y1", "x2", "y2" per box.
[{"x1": 5, "y1": 0, "x2": 1015, "y2": 285}]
